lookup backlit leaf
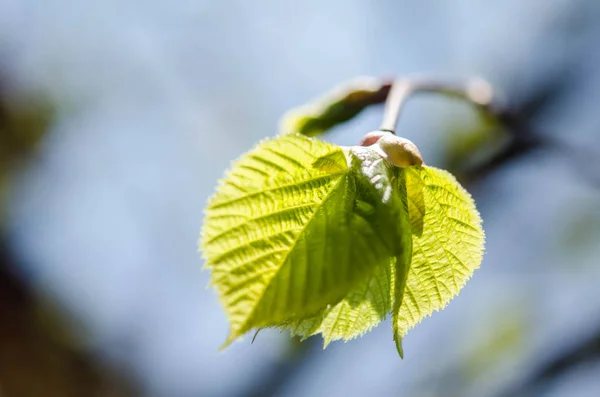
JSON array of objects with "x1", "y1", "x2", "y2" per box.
[
  {"x1": 283, "y1": 166, "x2": 483, "y2": 358},
  {"x1": 201, "y1": 134, "x2": 410, "y2": 346},
  {"x1": 201, "y1": 131, "x2": 484, "y2": 357},
  {"x1": 394, "y1": 166, "x2": 485, "y2": 338}
]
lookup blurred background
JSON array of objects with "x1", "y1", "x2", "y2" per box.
[{"x1": 1, "y1": 1, "x2": 600, "y2": 396}]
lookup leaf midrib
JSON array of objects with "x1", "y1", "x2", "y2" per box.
[{"x1": 237, "y1": 171, "x2": 349, "y2": 335}]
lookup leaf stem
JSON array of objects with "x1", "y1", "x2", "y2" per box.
[{"x1": 379, "y1": 77, "x2": 494, "y2": 134}]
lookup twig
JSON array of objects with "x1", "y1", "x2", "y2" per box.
[{"x1": 380, "y1": 77, "x2": 494, "y2": 133}]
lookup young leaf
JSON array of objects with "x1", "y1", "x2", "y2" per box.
[
  {"x1": 279, "y1": 77, "x2": 390, "y2": 137},
  {"x1": 201, "y1": 134, "x2": 410, "y2": 346},
  {"x1": 283, "y1": 165, "x2": 484, "y2": 358},
  {"x1": 286, "y1": 257, "x2": 394, "y2": 345},
  {"x1": 284, "y1": 169, "x2": 412, "y2": 347},
  {"x1": 394, "y1": 166, "x2": 485, "y2": 339},
  {"x1": 201, "y1": 130, "x2": 484, "y2": 357},
  {"x1": 391, "y1": 172, "x2": 413, "y2": 358}
]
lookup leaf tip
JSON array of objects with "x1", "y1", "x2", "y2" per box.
[
  {"x1": 322, "y1": 336, "x2": 333, "y2": 350},
  {"x1": 218, "y1": 341, "x2": 230, "y2": 352},
  {"x1": 219, "y1": 328, "x2": 242, "y2": 351},
  {"x1": 394, "y1": 332, "x2": 404, "y2": 359}
]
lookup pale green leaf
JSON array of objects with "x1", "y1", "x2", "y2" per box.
[
  {"x1": 283, "y1": 165, "x2": 483, "y2": 357},
  {"x1": 284, "y1": 170, "x2": 412, "y2": 348},
  {"x1": 394, "y1": 166, "x2": 485, "y2": 338},
  {"x1": 201, "y1": 134, "x2": 409, "y2": 346},
  {"x1": 286, "y1": 256, "x2": 394, "y2": 345}
]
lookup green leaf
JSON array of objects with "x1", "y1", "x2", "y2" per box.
[
  {"x1": 285, "y1": 255, "x2": 399, "y2": 346},
  {"x1": 284, "y1": 170, "x2": 412, "y2": 349},
  {"x1": 201, "y1": 131, "x2": 484, "y2": 357},
  {"x1": 201, "y1": 133, "x2": 410, "y2": 346},
  {"x1": 395, "y1": 166, "x2": 485, "y2": 339},
  {"x1": 283, "y1": 165, "x2": 483, "y2": 357}
]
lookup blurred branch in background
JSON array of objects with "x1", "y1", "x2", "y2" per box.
[
  {"x1": 0, "y1": 80, "x2": 140, "y2": 397},
  {"x1": 449, "y1": 75, "x2": 600, "y2": 188},
  {"x1": 0, "y1": 242, "x2": 140, "y2": 397},
  {"x1": 0, "y1": 79, "x2": 52, "y2": 223},
  {"x1": 494, "y1": 324, "x2": 600, "y2": 397}
]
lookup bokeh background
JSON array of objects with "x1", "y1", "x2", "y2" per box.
[{"x1": 2, "y1": 1, "x2": 600, "y2": 396}]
